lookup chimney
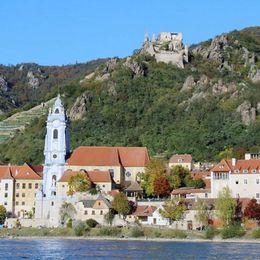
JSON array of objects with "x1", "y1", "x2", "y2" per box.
[
  {"x1": 231, "y1": 158, "x2": 236, "y2": 167},
  {"x1": 244, "y1": 153, "x2": 251, "y2": 160}
]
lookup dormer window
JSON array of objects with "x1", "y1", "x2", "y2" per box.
[
  {"x1": 243, "y1": 169, "x2": 248, "y2": 174},
  {"x1": 252, "y1": 169, "x2": 257, "y2": 173},
  {"x1": 234, "y1": 170, "x2": 239, "y2": 174},
  {"x1": 54, "y1": 108, "x2": 59, "y2": 114},
  {"x1": 53, "y1": 129, "x2": 58, "y2": 139},
  {"x1": 178, "y1": 159, "x2": 183, "y2": 163}
]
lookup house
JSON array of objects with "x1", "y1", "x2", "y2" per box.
[
  {"x1": 66, "y1": 146, "x2": 149, "y2": 185},
  {"x1": 57, "y1": 169, "x2": 113, "y2": 197},
  {"x1": 75, "y1": 195, "x2": 112, "y2": 224},
  {"x1": 171, "y1": 187, "x2": 211, "y2": 199},
  {"x1": 0, "y1": 163, "x2": 42, "y2": 217},
  {"x1": 169, "y1": 154, "x2": 193, "y2": 170},
  {"x1": 124, "y1": 181, "x2": 143, "y2": 199},
  {"x1": 211, "y1": 157, "x2": 260, "y2": 199},
  {"x1": 130, "y1": 205, "x2": 157, "y2": 224}
]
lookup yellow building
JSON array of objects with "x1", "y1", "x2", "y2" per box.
[{"x1": 169, "y1": 154, "x2": 193, "y2": 171}]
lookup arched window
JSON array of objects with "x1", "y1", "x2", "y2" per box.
[
  {"x1": 54, "y1": 108, "x2": 59, "y2": 114},
  {"x1": 53, "y1": 129, "x2": 58, "y2": 139},
  {"x1": 52, "y1": 175, "x2": 57, "y2": 187}
]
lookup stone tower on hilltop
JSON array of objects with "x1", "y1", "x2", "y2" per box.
[
  {"x1": 141, "y1": 32, "x2": 189, "y2": 68},
  {"x1": 35, "y1": 95, "x2": 70, "y2": 225}
]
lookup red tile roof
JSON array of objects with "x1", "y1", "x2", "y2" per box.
[
  {"x1": 211, "y1": 159, "x2": 260, "y2": 174},
  {"x1": 132, "y1": 205, "x2": 157, "y2": 217},
  {"x1": 169, "y1": 154, "x2": 192, "y2": 164},
  {"x1": 59, "y1": 170, "x2": 112, "y2": 183},
  {"x1": 0, "y1": 163, "x2": 42, "y2": 180},
  {"x1": 67, "y1": 146, "x2": 149, "y2": 167},
  {"x1": 191, "y1": 171, "x2": 211, "y2": 189},
  {"x1": 171, "y1": 187, "x2": 210, "y2": 195}
]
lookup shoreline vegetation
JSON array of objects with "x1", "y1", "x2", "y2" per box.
[{"x1": 0, "y1": 226, "x2": 260, "y2": 243}]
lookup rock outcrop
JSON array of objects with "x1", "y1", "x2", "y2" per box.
[
  {"x1": 181, "y1": 76, "x2": 196, "y2": 91},
  {"x1": 248, "y1": 65, "x2": 260, "y2": 82},
  {"x1": 212, "y1": 80, "x2": 237, "y2": 95},
  {"x1": 69, "y1": 92, "x2": 91, "y2": 121},
  {"x1": 236, "y1": 101, "x2": 256, "y2": 125},
  {"x1": 124, "y1": 57, "x2": 144, "y2": 78},
  {"x1": 0, "y1": 76, "x2": 9, "y2": 92}
]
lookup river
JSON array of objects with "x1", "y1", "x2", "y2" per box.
[{"x1": 0, "y1": 239, "x2": 259, "y2": 259}]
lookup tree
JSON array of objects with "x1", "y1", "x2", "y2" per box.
[
  {"x1": 244, "y1": 199, "x2": 260, "y2": 220},
  {"x1": 112, "y1": 192, "x2": 130, "y2": 218},
  {"x1": 67, "y1": 173, "x2": 91, "y2": 196},
  {"x1": 167, "y1": 174, "x2": 181, "y2": 189},
  {"x1": 168, "y1": 165, "x2": 192, "y2": 189},
  {"x1": 141, "y1": 158, "x2": 166, "y2": 196},
  {"x1": 59, "y1": 202, "x2": 76, "y2": 224},
  {"x1": 195, "y1": 200, "x2": 212, "y2": 227},
  {"x1": 159, "y1": 198, "x2": 186, "y2": 224},
  {"x1": 0, "y1": 205, "x2": 6, "y2": 225},
  {"x1": 218, "y1": 146, "x2": 234, "y2": 160},
  {"x1": 193, "y1": 179, "x2": 206, "y2": 189},
  {"x1": 154, "y1": 176, "x2": 171, "y2": 197},
  {"x1": 216, "y1": 187, "x2": 236, "y2": 226},
  {"x1": 104, "y1": 209, "x2": 116, "y2": 226}
]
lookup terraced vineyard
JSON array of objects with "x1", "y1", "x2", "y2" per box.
[{"x1": 0, "y1": 98, "x2": 56, "y2": 143}]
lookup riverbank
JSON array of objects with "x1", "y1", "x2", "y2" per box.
[{"x1": 0, "y1": 226, "x2": 260, "y2": 243}]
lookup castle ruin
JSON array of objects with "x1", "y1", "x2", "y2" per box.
[{"x1": 141, "y1": 32, "x2": 188, "y2": 68}]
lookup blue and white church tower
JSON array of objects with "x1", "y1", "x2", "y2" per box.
[{"x1": 35, "y1": 95, "x2": 70, "y2": 226}]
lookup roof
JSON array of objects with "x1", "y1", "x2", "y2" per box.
[
  {"x1": 125, "y1": 181, "x2": 143, "y2": 192},
  {"x1": 67, "y1": 146, "x2": 149, "y2": 167},
  {"x1": 169, "y1": 154, "x2": 192, "y2": 164},
  {"x1": 79, "y1": 200, "x2": 95, "y2": 208},
  {"x1": 211, "y1": 159, "x2": 260, "y2": 174},
  {"x1": 87, "y1": 171, "x2": 112, "y2": 183},
  {"x1": 59, "y1": 170, "x2": 112, "y2": 183},
  {"x1": 28, "y1": 164, "x2": 44, "y2": 174},
  {"x1": 132, "y1": 205, "x2": 157, "y2": 217},
  {"x1": 0, "y1": 163, "x2": 42, "y2": 180},
  {"x1": 171, "y1": 187, "x2": 210, "y2": 195},
  {"x1": 191, "y1": 170, "x2": 211, "y2": 189}
]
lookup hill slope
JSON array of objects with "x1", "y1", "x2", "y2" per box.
[{"x1": 1, "y1": 27, "x2": 260, "y2": 164}]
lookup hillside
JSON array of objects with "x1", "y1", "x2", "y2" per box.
[{"x1": 1, "y1": 27, "x2": 260, "y2": 164}]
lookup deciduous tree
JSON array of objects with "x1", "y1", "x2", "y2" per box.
[
  {"x1": 67, "y1": 173, "x2": 91, "y2": 196},
  {"x1": 154, "y1": 176, "x2": 171, "y2": 197},
  {"x1": 244, "y1": 199, "x2": 260, "y2": 220},
  {"x1": 112, "y1": 193, "x2": 130, "y2": 218},
  {"x1": 0, "y1": 205, "x2": 6, "y2": 225}
]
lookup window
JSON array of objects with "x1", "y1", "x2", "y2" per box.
[
  {"x1": 16, "y1": 183, "x2": 20, "y2": 189},
  {"x1": 92, "y1": 210, "x2": 95, "y2": 215},
  {"x1": 243, "y1": 169, "x2": 248, "y2": 173},
  {"x1": 257, "y1": 179, "x2": 260, "y2": 184},
  {"x1": 22, "y1": 183, "x2": 26, "y2": 189},
  {"x1": 4, "y1": 202, "x2": 7, "y2": 206},
  {"x1": 98, "y1": 202, "x2": 101, "y2": 206},
  {"x1": 52, "y1": 175, "x2": 57, "y2": 187},
  {"x1": 125, "y1": 171, "x2": 131, "y2": 178},
  {"x1": 53, "y1": 154, "x2": 57, "y2": 159},
  {"x1": 4, "y1": 193, "x2": 8, "y2": 198},
  {"x1": 22, "y1": 193, "x2": 25, "y2": 198},
  {"x1": 54, "y1": 108, "x2": 59, "y2": 114},
  {"x1": 244, "y1": 179, "x2": 247, "y2": 184},
  {"x1": 236, "y1": 193, "x2": 240, "y2": 198},
  {"x1": 235, "y1": 180, "x2": 239, "y2": 184},
  {"x1": 102, "y1": 185, "x2": 105, "y2": 188},
  {"x1": 16, "y1": 193, "x2": 19, "y2": 198},
  {"x1": 256, "y1": 193, "x2": 260, "y2": 199},
  {"x1": 53, "y1": 129, "x2": 58, "y2": 139},
  {"x1": 15, "y1": 201, "x2": 19, "y2": 206},
  {"x1": 234, "y1": 170, "x2": 239, "y2": 174},
  {"x1": 22, "y1": 202, "x2": 25, "y2": 206},
  {"x1": 35, "y1": 183, "x2": 39, "y2": 189},
  {"x1": 100, "y1": 210, "x2": 103, "y2": 215},
  {"x1": 252, "y1": 169, "x2": 257, "y2": 173},
  {"x1": 51, "y1": 202, "x2": 54, "y2": 206},
  {"x1": 84, "y1": 211, "x2": 88, "y2": 215},
  {"x1": 5, "y1": 183, "x2": 8, "y2": 191},
  {"x1": 28, "y1": 183, "x2": 32, "y2": 189}
]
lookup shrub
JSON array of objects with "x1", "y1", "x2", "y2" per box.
[
  {"x1": 252, "y1": 228, "x2": 260, "y2": 239},
  {"x1": 98, "y1": 227, "x2": 121, "y2": 236},
  {"x1": 221, "y1": 225, "x2": 246, "y2": 239},
  {"x1": 205, "y1": 225, "x2": 218, "y2": 239},
  {"x1": 129, "y1": 226, "x2": 144, "y2": 238},
  {"x1": 73, "y1": 221, "x2": 89, "y2": 236},
  {"x1": 86, "y1": 219, "x2": 99, "y2": 228},
  {"x1": 66, "y1": 218, "x2": 73, "y2": 228}
]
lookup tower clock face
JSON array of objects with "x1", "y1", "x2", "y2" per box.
[{"x1": 53, "y1": 120, "x2": 59, "y2": 127}]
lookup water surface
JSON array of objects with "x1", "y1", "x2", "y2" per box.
[{"x1": 0, "y1": 239, "x2": 259, "y2": 259}]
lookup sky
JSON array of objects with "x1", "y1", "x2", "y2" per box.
[{"x1": 0, "y1": 0, "x2": 260, "y2": 65}]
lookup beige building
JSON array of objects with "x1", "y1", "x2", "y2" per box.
[
  {"x1": 0, "y1": 163, "x2": 42, "y2": 217},
  {"x1": 75, "y1": 195, "x2": 111, "y2": 223},
  {"x1": 66, "y1": 146, "x2": 149, "y2": 186},
  {"x1": 169, "y1": 154, "x2": 193, "y2": 170}
]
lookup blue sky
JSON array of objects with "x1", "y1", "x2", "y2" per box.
[{"x1": 0, "y1": 0, "x2": 259, "y2": 65}]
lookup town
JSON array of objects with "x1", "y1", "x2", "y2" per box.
[{"x1": 0, "y1": 95, "x2": 259, "y2": 238}]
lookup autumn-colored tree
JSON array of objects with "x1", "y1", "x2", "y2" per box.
[
  {"x1": 244, "y1": 199, "x2": 260, "y2": 220},
  {"x1": 216, "y1": 187, "x2": 236, "y2": 226},
  {"x1": 195, "y1": 200, "x2": 212, "y2": 227},
  {"x1": 159, "y1": 198, "x2": 186, "y2": 224},
  {"x1": 0, "y1": 205, "x2": 6, "y2": 224},
  {"x1": 141, "y1": 158, "x2": 166, "y2": 196},
  {"x1": 154, "y1": 176, "x2": 171, "y2": 198},
  {"x1": 67, "y1": 173, "x2": 92, "y2": 196},
  {"x1": 112, "y1": 192, "x2": 130, "y2": 218},
  {"x1": 168, "y1": 165, "x2": 191, "y2": 189}
]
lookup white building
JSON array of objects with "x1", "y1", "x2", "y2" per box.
[{"x1": 211, "y1": 157, "x2": 260, "y2": 199}]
